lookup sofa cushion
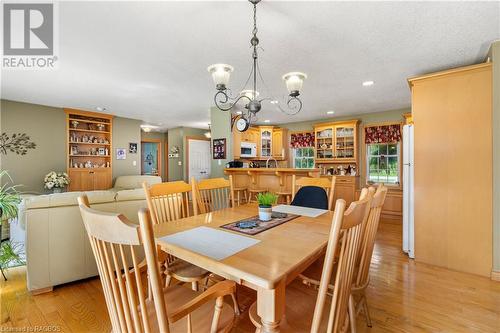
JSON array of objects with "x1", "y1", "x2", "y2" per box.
[
  {"x1": 22, "y1": 191, "x2": 85, "y2": 209},
  {"x1": 115, "y1": 188, "x2": 145, "y2": 202},
  {"x1": 113, "y1": 175, "x2": 162, "y2": 190},
  {"x1": 84, "y1": 190, "x2": 116, "y2": 204}
]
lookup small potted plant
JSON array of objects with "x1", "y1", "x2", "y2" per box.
[
  {"x1": 257, "y1": 192, "x2": 278, "y2": 222},
  {"x1": 44, "y1": 171, "x2": 70, "y2": 193}
]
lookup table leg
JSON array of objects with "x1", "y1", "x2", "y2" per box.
[{"x1": 257, "y1": 280, "x2": 286, "y2": 333}]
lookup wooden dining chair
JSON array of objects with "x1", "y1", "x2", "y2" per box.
[
  {"x1": 143, "y1": 181, "x2": 209, "y2": 291},
  {"x1": 77, "y1": 196, "x2": 237, "y2": 333},
  {"x1": 291, "y1": 175, "x2": 336, "y2": 210},
  {"x1": 249, "y1": 195, "x2": 371, "y2": 333},
  {"x1": 191, "y1": 176, "x2": 241, "y2": 314},
  {"x1": 191, "y1": 177, "x2": 235, "y2": 214},
  {"x1": 351, "y1": 185, "x2": 387, "y2": 328}
]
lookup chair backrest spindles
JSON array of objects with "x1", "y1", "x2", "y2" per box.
[
  {"x1": 292, "y1": 175, "x2": 336, "y2": 210},
  {"x1": 78, "y1": 195, "x2": 170, "y2": 333},
  {"x1": 311, "y1": 193, "x2": 371, "y2": 333},
  {"x1": 355, "y1": 185, "x2": 388, "y2": 289},
  {"x1": 143, "y1": 181, "x2": 197, "y2": 225},
  {"x1": 191, "y1": 176, "x2": 235, "y2": 214}
]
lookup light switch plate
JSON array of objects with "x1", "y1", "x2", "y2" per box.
[
  {"x1": 178, "y1": 161, "x2": 182, "y2": 166},
  {"x1": 132, "y1": 160, "x2": 137, "y2": 166}
]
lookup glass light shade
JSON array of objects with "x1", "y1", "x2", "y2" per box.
[
  {"x1": 207, "y1": 64, "x2": 234, "y2": 87},
  {"x1": 239, "y1": 89, "x2": 259, "y2": 100},
  {"x1": 282, "y1": 72, "x2": 307, "y2": 93}
]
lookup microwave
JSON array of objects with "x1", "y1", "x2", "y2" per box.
[{"x1": 240, "y1": 142, "x2": 257, "y2": 158}]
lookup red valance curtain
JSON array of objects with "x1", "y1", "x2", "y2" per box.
[
  {"x1": 290, "y1": 132, "x2": 315, "y2": 148},
  {"x1": 364, "y1": 124, "x2": 402, "y2": 144}
]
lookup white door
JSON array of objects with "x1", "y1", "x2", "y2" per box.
[{"x1": 188, "y1": 139, "x2": 211, "y2": 181}]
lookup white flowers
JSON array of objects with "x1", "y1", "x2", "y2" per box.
[{"x1": 44, "y1": 171, "x2": 70, "y2": 189}]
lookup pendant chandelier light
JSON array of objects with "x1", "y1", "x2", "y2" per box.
[{"x1": 207, "y1": 0, "x2": 307, "y2": 132}]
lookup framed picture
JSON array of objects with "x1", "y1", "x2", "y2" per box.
[
  {"x1": 98, "y1": 147, "x2": 105, "y2": 156},
  {"x1": 129, "y1": 142, "x2": 138, "y2": 154},
  {"x1": 116, "y1": 148, "x2": 126, "y2": 160},
  {"x1": 212, "y1": 138, "x2": 226, "y2": 159}
]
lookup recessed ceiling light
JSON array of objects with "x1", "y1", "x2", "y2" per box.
[
  {"x1": 327, "y1": 110, "x2": 335, "y2": 115},
  {"x1": 362, "y1": 81, "x2": 374, "y2": 86},
  {"x1": 236, "y1": 111, "x2": 243, "y2": 115},
  {"x1": 270, "y1": 100, "x2": 278, "y2": 104},
  {"x1": 95, "y1": 106, "x2": 106, "y2": 112},
  {"x1": 264, "y1": 120, "x2": 270, "y2": 123}
]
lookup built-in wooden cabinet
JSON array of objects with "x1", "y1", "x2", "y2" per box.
[
  {"x1": 272, "y1": 128, "x2": 287, "y2": 159},
  {"x1": 330, "y1": 176, "x2": 359, "y2": 207},
  {"x1": 65, "y1": 109, "x2": 113, "y2": 191},
  {"x1": 232, "y1": 125, "x2": 288, "y2": 160},
  {"x1": 314, "y1": 120, "x2": 359, "y2": 163},
  {"x1": 260, "y1": 127, "x2": 273, "y2": 157}
]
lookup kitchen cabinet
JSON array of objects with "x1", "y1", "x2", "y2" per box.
[
  {"x1": 260, "y1": 127, "x2": 273, "y2": 157},
  {"x1": 329, "y1": 175, "x2": 359, "y2": 207},
  {"x1": 272, "y1": 128, "x2": 288, "y2": 159},
  {"x1": 314, "y1": 120, "x2": 359, "y2": 163},
  {"x1": 232, "y1": 126, "x2": 287, "y2": 160}
]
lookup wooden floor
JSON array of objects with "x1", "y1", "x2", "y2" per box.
[{"x1": 1, "y1": 218, "x2": 500, "y2": 332}]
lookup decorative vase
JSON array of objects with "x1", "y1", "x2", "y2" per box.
[
  {"x1": 52, "y1": 188, "x2": 62, "y2": 194},
  {"x1": 258, "y1": 205, "x2": 272, "y2": 222}
]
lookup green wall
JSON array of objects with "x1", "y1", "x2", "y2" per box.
[
  {"x1": 490, "y1": 41, "x2": 500, "y2": 274},
  {"x1": 112, "y1": 117, "x2": 142, "y2": 182},
  {"x1": 1, "y1": 100, "x2": 66, "y2": 193},
  {"x1": 1, "y1": 99, "x2": 142, "y2": 192},
  {"x1": 166, "y1": 127, "x2": 207, "y2": 181},
  {"x1": 210, "y1": 107, "x2": 232, "y2": 178}
]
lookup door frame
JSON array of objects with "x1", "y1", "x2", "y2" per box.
[
  {"x1": 185, "y1": 136, "x2": 211, "y2": 181},
  {"x1": 141, "y1": 139, "x2": 162, "y2": 178}
]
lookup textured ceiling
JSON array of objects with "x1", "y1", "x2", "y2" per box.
[{"x1": 1, "y1": 1, "x2": 499, "y2": 131}]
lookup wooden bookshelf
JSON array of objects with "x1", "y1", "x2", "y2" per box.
[{"x1": 65, "y1": 109, "x2": 113, "y2": 191}]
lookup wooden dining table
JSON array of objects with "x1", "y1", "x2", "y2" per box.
[{"x1": 153, "y1": 203, "x2": 334, "y2": 333}]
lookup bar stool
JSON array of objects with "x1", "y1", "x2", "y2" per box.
[
  {"x1": 276, "y1": 190, "x2": 292, "y2": 204},
  {"x1": 233, "y1": 186, "x2": 248, "y2": 206},
  {"x1": 248, "y1": 188, "x2": 267, "y2": 203},
  {"x1": 275, "y1": 171, "x2": 291, "y2": 204}
]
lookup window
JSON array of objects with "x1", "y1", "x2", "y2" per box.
[
  {"x1": 293, "y1": 147, "x2": 315, "y2": 169},
  {"x1": 367, "y1": 143, "x2": 400, "y2": 185}
]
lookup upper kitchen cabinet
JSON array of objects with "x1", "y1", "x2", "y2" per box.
[
  {"x1": 272, "y1": 128, "x2": 288, "y2": 159},
  {"x1": 260, "y1": 127, "x2": 273, "y2": 157},
  {"x1": 314, "y1": 120, "x2": 359, "y2": 163}
]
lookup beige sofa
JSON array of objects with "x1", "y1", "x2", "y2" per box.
[{"x1": 18, "y1": 175, "x2": 161, "y2": 293}]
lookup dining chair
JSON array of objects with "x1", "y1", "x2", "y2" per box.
[
  {"x1": 351, "y1": 185, "x2": 387, "y2": 328},
  {"x1": 291, "y1": 186, "x2": 329, "y2": 210},
  {"x1": 191, "y1": 176, "x2": 241, "y2": 314},
  {"x1": 77, "y1": 196, "x2": 237, "y2": 333},
  {"x1": 143, "y1": 181, "x2": 209, "y2": 291},
  {"x1": 191, "y1": 177, "x2": 235, "y2": 214},
  {"x1": 249, "y1": 195, "x2": 371, "y2": 333},
  {"x1": 291, "y1": 175, "x2": 336, "y2": 210}
]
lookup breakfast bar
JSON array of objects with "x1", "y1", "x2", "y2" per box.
[{"x1": 224, "y1": 168, "x2": 320, "y2": 203}]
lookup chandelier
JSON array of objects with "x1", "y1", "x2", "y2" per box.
[{"x1": 207, "y1": 0, "x2": 307, "y2": 132}]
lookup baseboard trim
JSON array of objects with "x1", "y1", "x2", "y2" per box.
[
  {"x1": 491, "y1": 270, "x2": 500, "y2": 282},
  {"x1": 31, "y1": 286, "x2": 53, "y2": 295}
]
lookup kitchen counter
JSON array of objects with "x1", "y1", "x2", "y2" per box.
[
  {"x1": 224, "y1": 168, "x2": 320, "y2": 200},
  {"x1": 224, "y1": 168, "x2": 319, "y2": 173}
]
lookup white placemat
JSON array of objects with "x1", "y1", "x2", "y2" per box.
[
  {"x1": 158, "y1": 226, "x2": 260, "y2": 261},
  {"x1": 272, "y1": 204, "x2": 328, "y2": 218}
]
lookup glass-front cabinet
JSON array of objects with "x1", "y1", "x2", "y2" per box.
[
  {"x1": 314, "y1": 120, "x2": 359, "y2": 163},
  {"x1": 260, "y1": 127, "x2": 272, "y2": 157}
]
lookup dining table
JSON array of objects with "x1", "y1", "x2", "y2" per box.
[{"x1": 153, "y1": 203, "x2": 334, "y2": 333}]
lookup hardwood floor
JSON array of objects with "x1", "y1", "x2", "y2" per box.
[{"x1": 1, "y1": 218, "x2": 500, "y2": 332}]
